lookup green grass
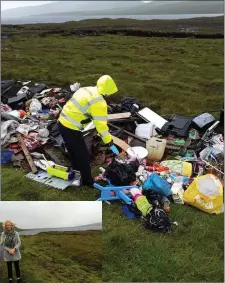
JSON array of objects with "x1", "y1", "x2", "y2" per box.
[
  {"x1": 0, "y1": 230, "x2": 102, "y2": 283},
  {"x1": 1, "y1": 29, "x2": 224, "y2": 282},
  {"x1": 1, "y1": 34, "x2": 223, "y2": 202},
  {"x1": 1, "y1": 166, "x2": 98, "y2": 201},
  {"x1": 103, "y1": 203, "x2": 224, "y2": 282}
]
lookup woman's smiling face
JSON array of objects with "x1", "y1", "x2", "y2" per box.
[{"x1": 5, "y1": 222, "x2": 13, "y2": 231}]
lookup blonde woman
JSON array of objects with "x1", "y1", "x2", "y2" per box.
[{"x1": 0, "y1": 220, "x2": 21, "y2": 283}]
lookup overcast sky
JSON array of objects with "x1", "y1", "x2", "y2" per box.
[
  {"x1": 0, "y1": 202, "x2": 102, "y2": 229},
  {"x1": 1, "y1": 1, "x2": 57, "y2": 11},
  {"x1": 1, "y1": 1, "x2": 151, "y2": 11}
]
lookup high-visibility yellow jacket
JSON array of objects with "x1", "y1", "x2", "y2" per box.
[{"x1": 58, "y1": 75, "x2": 118, "y2": 144}]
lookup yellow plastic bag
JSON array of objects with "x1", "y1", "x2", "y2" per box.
[
  {"x1": 183, "y1": 174, "x2": 224, "y2": 214},
  {"x1": 160, "y1": 160, "x2": 192, "y2": 177}
]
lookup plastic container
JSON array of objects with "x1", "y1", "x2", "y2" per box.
[
  {"x1": 1, "y1": 149, "x2": 14, "y2": 164},
  {"x1": 146, "y1": 137, "x2": 167, "y2": 161},
  {"x1": 127, "y1": 146, "x2": 148, "y2": 160}
]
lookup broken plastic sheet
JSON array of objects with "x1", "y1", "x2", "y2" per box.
[
  {"x1": 25, "y1": 170, "x2": 76, "y2": 190},
  {"x1": 137, "y1": 107, "x2": 168, "y2": 129}
]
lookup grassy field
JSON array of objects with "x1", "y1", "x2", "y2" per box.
[
  {"x1": 0, "y1": 230, "x2": 102, "y2": 283},
  {"x1": 103, "y1": 203, "x2": 224, "y2": 282},
  {"x1": 1, "y1": 32, "x2": 224, "y2": 201},
  {"x1": 1, "y1": 21, "x2": 224, "y2": 282}
]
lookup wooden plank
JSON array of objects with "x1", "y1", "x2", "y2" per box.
[
  {"x1": 108, "y1": 112, "x2": 131, "y2": 120},
  {"x1": 111, "y1": 135, "x2": 131, "y2": 152},
  {"x1": 16, "y1": 133, "x2": 38, "y2": 174},
  {"x1": 108, "y1": 123, "x2": 146, "y2": 143}
]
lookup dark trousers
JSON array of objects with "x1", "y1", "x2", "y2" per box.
[
  {"x1": 7, "y1": 260, "x2": 20, "y2": 279},
  {"x1": 58, "y1": 122, "x2": 93, "y2": 186}
]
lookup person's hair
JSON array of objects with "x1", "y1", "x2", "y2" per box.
[{"x1": 2, "y1": 220, "x2": 16, "y2": 231}]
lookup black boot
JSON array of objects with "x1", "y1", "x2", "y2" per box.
[
  {"x1": 16, "y1": 278, "x2": 21, "y2": 283},
  {"x1": 8, "y1": 279, "x2": 13, "y2": 283}
]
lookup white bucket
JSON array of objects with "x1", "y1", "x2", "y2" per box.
[{"x1": 127, "y1": 146, "x2": 148, "y2": 160}]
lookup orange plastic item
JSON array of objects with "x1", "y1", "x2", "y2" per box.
[
  {"x1": 145, "y1": 164, "x2": 169, "y2": 173},
  {"x1": 19, "y1": 110, "x2": 26, "y2": 118}
]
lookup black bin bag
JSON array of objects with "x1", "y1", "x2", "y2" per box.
[{"x1": 104, "y1": 158, "x2": 139, "y2": 186}]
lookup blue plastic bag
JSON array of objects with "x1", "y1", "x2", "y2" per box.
[
  {"x1": 1, "y1": 149, "x2": 14, "y2": 165},
  {"x1": 143, "y1": 173, "x2": 172, "y2": 197}
]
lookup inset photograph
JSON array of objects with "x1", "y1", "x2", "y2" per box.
[{"x1": 0, "y1": 201, "x2": 102, "y2": 283}]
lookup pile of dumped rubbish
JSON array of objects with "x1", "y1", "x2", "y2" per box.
[{"x1": 1, "y1": 79, "x2": 224, "y2": 232}]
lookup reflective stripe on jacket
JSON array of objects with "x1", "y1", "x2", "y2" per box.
[{"x1": 58, "y1": 86, "x2": 112, "y2": 144}]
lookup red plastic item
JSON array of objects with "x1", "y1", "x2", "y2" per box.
[
  {"x1": 19, "y1": 110, "x2": 26, "y2": 118},
  {"x1": 145, "y1": 164, "x2": 169, "y2": 173},
  {"x1": 9, "y1": 144, "x2": 20, "y2": 149},
  {"x1": 106, "y1": 158, "x2": 112, "y2": 164}
]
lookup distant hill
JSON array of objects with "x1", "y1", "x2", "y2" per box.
[
  {"x1": 39, "y1": 1, "x2": 224, "y2": 16},
  {"x1": 1, "y1": 1, "x2": 223, "y2": 21},
  {"x1": 1, "y1": 1, "x2": 141, "y2": 18},
  {"x1": 0, "y1": 222, "x2": 102, "y2": 235}
]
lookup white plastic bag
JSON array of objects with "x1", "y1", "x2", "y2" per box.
[
  {"x1": 29, "y1": 99, "x2": 42, "y2": 115},
  {"x1": 135, "y1": 122, "x2": 157, "y2": 139},
  {"x1": 70, "y1": 82, "x2": 80, "y2": 92},
  {"x1": 171, "y1": 182, "x2": 184, "y2": 204},
  {"x1": 16, "y1": 124, "x2": 30, "y2": 136}
]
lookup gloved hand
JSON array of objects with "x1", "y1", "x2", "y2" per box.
[
  {"x1": 104, "y1": 140, "x2": 120, "y2": 155},
  {"x1": 109, "y1": 144, "x2": 119, "y2": 155}
]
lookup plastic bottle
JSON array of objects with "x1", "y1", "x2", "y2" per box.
[
  {"x1": 162, "y1": 196, "x2": 170, "y2": 213},
  {"x1": 99, "y1": 167, "x2": 105, "y2": 174}
]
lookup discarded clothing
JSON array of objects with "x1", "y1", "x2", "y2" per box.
[
  {"x1": 1, "y1": 120, "x2": 20, "y2": 146},
  {"x1": 121, "y1": 97, "x2": 141, "y2": 113},
  {"x1": 16, "y1": 124, "x2": 30, "y2": 136},
  {"x1": 29, "y1": 83, "x2": 47, "y2": 94},
  {"x1": 1, "y1": 102, "x2": 12, "y2": 113}
]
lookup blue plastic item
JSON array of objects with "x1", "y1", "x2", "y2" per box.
[
  {"x1": 122, "y1": 204, "x2": 136, "y2": 219},
  {"x1": 1, "y1": 149, "x2": 14, "y2": 164},
  {"x1": 94, "y1": 179, "x2": 137, "y2": 204},
  {"x1": 143, "y1": 173, "x2": 172, "y2": 197},
  {"x1": 109, "y1": 144, "x2": 119, "y2": 155},
  {"x1": 39, "y1": 109, "x2": 49, "y2": 114}
]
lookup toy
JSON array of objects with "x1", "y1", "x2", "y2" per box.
[
  {"x1": 46, "y1": 164, "x2": 75, "y2": 181},
  {"x1": 41, "y1": 154, "x2": 75, "y2": 180},
  {"x1": 94, "y1": 179, "x2": 138, "y2": 204}
]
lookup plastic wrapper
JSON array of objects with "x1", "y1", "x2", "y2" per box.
[{"x1": 29, "y1": 99, "x2": 42, "y2": 115}]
